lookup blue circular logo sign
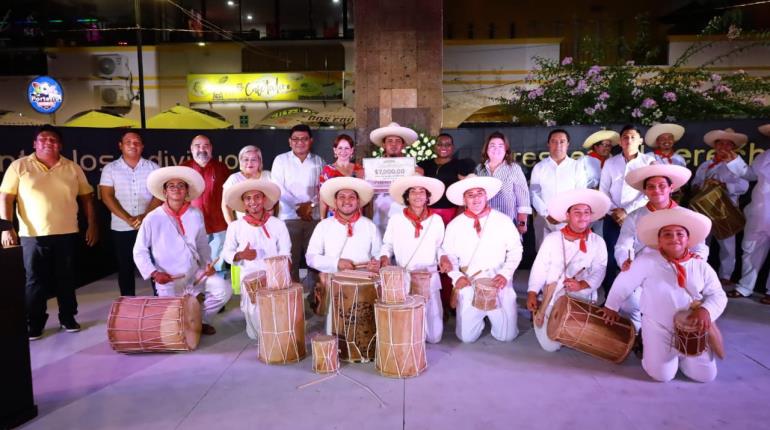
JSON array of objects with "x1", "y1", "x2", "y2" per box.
[{"x1": 28, "y1": 76, "x2": 64, "y2": 114}]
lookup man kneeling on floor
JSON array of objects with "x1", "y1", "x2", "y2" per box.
[
  {"x1": 527, "y1": 189, "x2": 609, "y2": 352},
  {"x1": 133, "y1": 166, "x2": 232, "y2": 335},
  {"x1": 442, "y1": 175, "x2": 522, "y2": 343}
]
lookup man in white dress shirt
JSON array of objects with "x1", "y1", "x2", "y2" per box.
[
  {"x1": 221, "y1": 179, "x2": 291, "y2": 339},
  {"x1": 530, "y1": 129, "x2": 588, "y2": 249},
  {"x1": 527, "y1": 189, "x2": 609, "y2": 352},
  {"x1": 271, "y1": 124, "x2": 325, "y2": 288},
  {"x1": 645, "y1": 123, "x2": 687, "y2": 167},
  {"x1": 380, "y1": 175, "x2": 446, "y2": 343},
  {"x1": 601, "y1": 208, "x2": 726, "y2": 383},
  {"x1": 442, "y1": 175, "x2": 523, "y2": 343},
  {"x1": 133, "y1": 167, "x2": 233, "y2": 335}
]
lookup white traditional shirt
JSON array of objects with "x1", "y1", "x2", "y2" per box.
[
  {"x1": 652, "y1": 152, "x2": 687, "y2": 167},
  {"x1": 221, "y1": 216, "x2": 291, "y2": 275},
  {"x1": 99, "y1": 157, "x2": 159, "y2": 231},
  {"x1": 606, "y1": 251, "x2": 727, "y2": 328},
  {"x1": 372, "y1": 192, "x2": 405, "y2": 237},
  {"x1": 582, "y1": 155, "x2": 602, "y2": 189},
  {"x1": 380, "y1": 211, "x2": 444, "y2": 271},
  {"x1": 599, "y1": 152, "x2": 656, "y2": 214},
  {"x1": 530, "y1": 156, "x2": 588, "y2": 217},
  {"x1": 692, "y1": 157, "x2": 750, "y2": 204},
  {"x1": 743, "y1": 150, "x2": 770, "y2": 233},
  {"x1": 133, "y1": 205, "x2": 210, "y2": 286},
  {"x1": 306, "y1": 215, "x2": 382, "y2": 273},
  {"x1": 270, "y1": 151, "x2": 325, "y2": 221},
  {"x1": 442, "y1": 209, "x2": 523, "y2": 285}
]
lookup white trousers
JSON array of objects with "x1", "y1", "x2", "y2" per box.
[
  {"x1": 618, "y1": 288, "x2": 643, "y2": 333},
  {"x1": 425, "y1": 287, "x2": 444, "y2": 344},
  {"x1": 711, "y1": 235, "x2": 736, "y2": 280},
  {"x1": 736, "y1": 229, "x2": 770, "y2": 296},
  {"x1": 534, "y1": 215, "x2": 564, "y2": 251},
  {"x1": 156, "y1": 274, "x2": 232, "y2": 325},
  {"x1": 240, "y1": 292, "x2": 260, "y2": 340},
  {"x1": 455, "y1": 285, "x2": 518, "y2": 343},
  {"x1": 641, "y1": 317, "x2": 717, "y2": 383}
]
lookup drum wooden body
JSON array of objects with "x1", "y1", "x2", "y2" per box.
[
  {"x1": 689, "y1": 183, "x2": 745, "y2": 239},
  {"x1": 547, "y1": 295, "x2": 635, "y2": 363},
  {"x1": 107, "y1": 296, "x2": 201, "y2": 353},
  {"x1": 263, "y1": 255, "x2": 293, "y2": 289},
  {"x1": 242, "y1": 270, "x2": 267, "y2": 305},
  {"x1": 311, "y1": 334, "x2": 339, "y2": 374},
  {"x1": 374, "y1": 296, "x2": 427, "y2": 378},
  {"x1": 313, "y1": 272, "x2": 334, "y2": 316},
  {"x1": 472, "y1": 278, "x2": 499, "y2": 311},
  {"x1": 255, "y1": 284, "x2": 306, "y2": 364},
  {"x1": 330, "y1": 276, "x2": 378, "y2": 362},
  {"x1": 409, "y1": 270, "x2": 432, "y2": 301},
  {"x1": 380, "y1": 266, "x2": 407, "y2": 304},
  {"x1": 673, "y1": 311, "x2": 708, "y2": 356}
]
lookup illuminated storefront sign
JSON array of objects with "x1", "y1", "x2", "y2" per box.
[{"x1": 187, "y1": 72, "x2": 343, "y2": 103}]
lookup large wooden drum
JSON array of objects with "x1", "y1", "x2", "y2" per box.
[
  {"x1": 330, "y1": 276, "x2": 378, "y2": 363},
  {"x1": 374, "y1": 296, "x2": 427, "y2": 378},
  {"x1": 689, "y1": 183, "x2": 745, "y2": 239},
  {"x1": 263, "y1": 255, "x2": 293, "y2": 289},
  {"x1": 255, "y1": 284, "x2": 306, "y2": 364},
  {"x1": 547, "y1": 295, "x2": 636, "y2": 363},
  {"x1": 107, "y1": 296, "x2": 201, "y2": 353}
]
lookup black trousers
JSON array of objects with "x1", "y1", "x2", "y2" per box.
[
  {"x1": 112, "y1": 229, "x2": 139, "y2": 296},
  {"x1": 21, "y1": 233, "x2": 78, "y2": 327},
  {"x1": 602, "y1": 215, "x2": 622, "y2": 294}
]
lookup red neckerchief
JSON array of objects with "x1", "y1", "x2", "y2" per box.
[
  {"x1": 561, "y1": 225, "x2": 589, "y2": 253},
  {"x1": 403, "y1": 207, "x2": 432, "y2": 238},
  {"x1": 646, "y1": 200, "x2": 678, "y2": 212},
  {"x1": 244, "y1": 210, "x2": 271, "y2": 238},
  {"x1": 660, "y1": 249, "x2": 699, "y2": 289},
  {"x1": 163, "y1": 202, "x2": 191, "y2": 235},
  {"x1": 463, "y1": 206, "x2": 491, "y2": 236},
  {"x1": 654, "y1": 149, "x2": 674, "y2": 163},
  {"x1": 588, "y1": 151, "x2": 607, "y2": 168},
  {"x1": 706, "y1": 155, "x2": 726, "y2": 170},
  {"x1": 334, "y1": 210, "x2": 361, "y2": 237}
]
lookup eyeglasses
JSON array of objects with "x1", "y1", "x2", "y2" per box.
[{"x1": 290, "y1": 137, "x2": 311, "y2": 143}]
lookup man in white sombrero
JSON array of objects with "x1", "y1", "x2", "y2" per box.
[
  {"x1": 733, "y1": 124, "x2": 770, "y2": 303},
  {"x1": 441, "y1": 174, "x2": 523, "y2": 343},
  {"x1": 527, "y1": 189, "x2": 609, "y2": 352},
  {"x1": 133, "y1": 166, "x2": 233, "y2": 335},
  {"x1": 221, "y1": 179, "x2": 291, "y2": 339},
  {"x1": 581, "y1": 129, "x2": 618, "y2": 190},
  {"x1": 369, "y1": 122, "x2": 420, "y2": 237},
  {"x1": 693, "y1": 128, "x2": 750, "y2": 285},
  {"x1": 379, "y1": 174, "x2": 446, "y2": 343},
  {"x1": 645, "y1": 123, "x2": 687, "y2": 166},
  {"x1": 601, "y1": 208, "x2": 726, "y2": 383}
]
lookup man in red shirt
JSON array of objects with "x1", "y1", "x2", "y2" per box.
[{"x1": 181, "y1": 135, "x2": 231, "y2": 272}]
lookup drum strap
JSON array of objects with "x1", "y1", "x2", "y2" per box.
[
  {"x1": 164, "y1": 211, "x2": 203, "y2": 269},
  {"x1": 403, "y1": 215, "x2": 435, "y2": 270},
  {"x1": 459, "y1": 214, "x2": 489, "y2": 275}
]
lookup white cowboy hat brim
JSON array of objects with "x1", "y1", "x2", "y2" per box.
[
  {"x1": 625, "y1": 164, "x2": 692, "y2": 192},
  {"x1": 637, "y1": 207, "x2": 711, "y2": 249},
  {"x1": 703, "y1": 128, "x2": 748, "y2": 149},
  {"x1": 369, "y1": 122, "x2": 418, "y2": 147},
  {"x1": 147, "y1": 166, "x2": 205, "y2": 202},
  {"x1": 445, "y1": 174, "x2": 502, "y2": 206},
  {"x1": 644, "y1": 123, "x2": 685, "y2": 147},
  {"x1": 582, "y1": 130, "x2": 619, "y2": 149},
  {"x1": 319, "y1": 176, "x2": 374, "y2": 210},
  {"x1": 389, "y1": 175, "x2": 445, "y2": 206},
  {"x1": 547, "y1": 189, "x2": 611, "y2": 222},
  {"x1": 759, "y1": 124, "x2": 770, "y2": 137},
  {"x1": 224, "y1": 179, "x2": 281, "y2": 213}
]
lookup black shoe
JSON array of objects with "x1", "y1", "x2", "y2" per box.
[
  {"x1": 218, "y1": 304, "x2": 226, "y2": 314},
  {"x1": 60, "y1": 317, "x2": 81, "y2": 333},
  {"x1": 28, "y1": 326, "x2": 44, "y2": 341},
  {"x1": 633, "y1": 329, "x2": 644, "y2": 359}
]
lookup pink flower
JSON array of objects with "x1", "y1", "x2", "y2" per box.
[
  {"x1": 545, "y1": 119, "x2": 557, "y2": 126},
  {"x1": 713, "y1": 84, "x2": 732, "y2": 94},
  {"x1": 711, "y1": 73, "x2": 722, "y2": 82},
  {"x1": 587, "y1": 65, "x2": 602, "y2": 77},
  {"x1": 641, "y1": 98, "x2": 657, "y2": 109},
  {"x1": 598, "y1": 92, "x2": 610, "y2": 101},
  {"x1": 565, "y1": 78, "x2": 576, "y2": 87},
  {"x1": 663, "y1": 91, "x2": 677, "y2": 102},
  {"x1": 561, "y1": 57, "x2": 573, "y2": 65},
  {"x1": 584, "y1": 107, "x2": 596, "y2": 116},
  {"x1": 631, "y1": 108, "x2": 643, "y2": 118},
  {"x1": 727, "y1": 25, "x2": 741, "y2": 40}
]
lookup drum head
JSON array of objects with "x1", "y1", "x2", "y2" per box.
[
  {"x1": 546, "y1": 295, "x2": 569, "y2": 341},
  {"x1": 182, "y1": 295, "x2": 202, "y2": 350}
]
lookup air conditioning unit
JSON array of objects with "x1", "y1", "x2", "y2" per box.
[
  {"x1": 92, "y1": 54, "x2": 130, "y2": 79},
  {"x1": 95, "y1": 85, "x2": 132, "y2": 107}
]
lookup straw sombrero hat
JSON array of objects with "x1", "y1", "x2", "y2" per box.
[
  {"x1": 625, "y1": 164, "x2": 692, "y2": 192},
  {"x1": 369, "y1": 122, "x2": 418, "y2": 147},
  {"x1": 147, "y1": 166, "x2": 205, "y2": 201},
  {"x1": 582, "y1": 130, "x2": 619, "y2": 149},
  {"x1": 547, "y1": 189, "x2": 611, "y2": 222},
  {"x1": 224, "y1": 179, "x2": 281, "y2": 212},
  {"x1": 759, "y1": 124, "x2": 770, "y2": 137},
  {"x1": 645, "y1": 123, "x2": 685, "y2": 147},
  {"x1": 389, "y1": 175, "x2": 445, "y2": 206},
  {"x1": 319, "y1": 177, "x2": 374, "y2": 210},
  {"x1": 637, "y1": 207, "x2": 711, "y2": 249},
  {"x1": 703, "y1": 128, "x2": 748, "y2": 149},
  {"x1": 445, "y1": 174, "x2": 502, "y2": 206}
]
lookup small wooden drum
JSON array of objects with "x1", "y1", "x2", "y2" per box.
[
  {"x1": 374, "y1": 296, "x2": 427, "y2": 378},
  {"x1": 689, "y1": 182, "x2": 745, "y2": 239},
  {"x1": 255, "y1": 284, "x2": 306, "y2": 364},
  {"x1": 380, "y1": 266, "x2": 407, "y2": 304},
  {"x1": 409, "y1": 270, "x2": 432, "y2": 301},
  {"x1": 263, "y1": 255, "x2": 293, "y2": 289},
  {"x1": 330, "y1": 276, "x2": 378, "y2": 363},
  {"x1": 547, "y1": 295, "x2": 636, "y2": 363},
  {"x1": 313, "y1": 272, "x2": 334, "y2": 316},
  {"x1": 673, "y1": 310, "x2": 708, "y2": 356},
  {"x1": 242, "y1": 270, "x2": 268, "y2": 305},
  {"x1": 107, "y1": 295, "x2": 201, "y2": 353},
  {"x1": 311, "y1": 334, "x2": 339, "y2": 374},
  {"x1": 472, "y1": 278, "x2": 499, "y2": 311}
]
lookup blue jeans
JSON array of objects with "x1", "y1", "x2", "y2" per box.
[{"x1": 208, "y1": 231, "x2": 227, "y2": 272}]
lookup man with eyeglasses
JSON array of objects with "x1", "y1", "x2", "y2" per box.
[{"x1": 271, "y1": 124, "x2": 325, "y2": 288}]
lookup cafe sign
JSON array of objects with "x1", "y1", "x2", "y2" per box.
[{"x1": 187, "y1": 72, "x2": 343, "y2": 103}]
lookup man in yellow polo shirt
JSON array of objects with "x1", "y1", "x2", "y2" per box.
[{"x1": 0, "y1": 125, "x2": 99, "y2": 340}]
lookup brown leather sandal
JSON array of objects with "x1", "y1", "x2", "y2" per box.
[
  {"x1": 726, "y1": 290, "x2": 746, "y2": 299},
  {"x1": 759, "y1": 295, "x2": 770, "y2": 305}
]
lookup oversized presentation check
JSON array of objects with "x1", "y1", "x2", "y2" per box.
[{"x1": 363, "y1": 157, "x2": 416, "y2": 192}]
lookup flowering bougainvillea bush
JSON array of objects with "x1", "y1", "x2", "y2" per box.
[
  {"x1": 502, "y1": 18, "x2": 770, "y2": 126},
  {"x1": 371, "y1": 132, "x2": 436, "y2": 162}
]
